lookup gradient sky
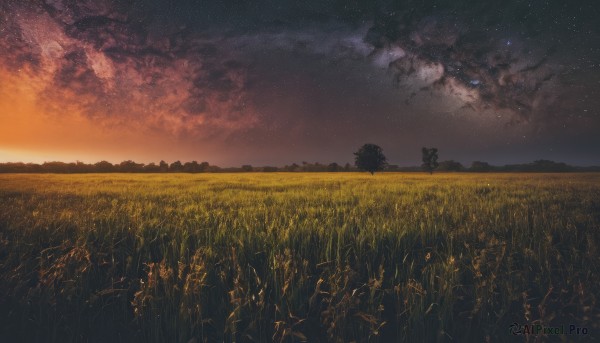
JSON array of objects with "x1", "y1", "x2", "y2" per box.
[{"x1": 1, "y1": 0, "x2": 599, "y2": 166}]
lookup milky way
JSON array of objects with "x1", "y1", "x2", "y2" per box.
[{"x1": 1, "y1": 0, "x2": 599, "y2": 165}]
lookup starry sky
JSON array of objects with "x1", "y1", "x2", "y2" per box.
[{"x1": 1, "y1": 0, "x2": 599, "y2": 166}]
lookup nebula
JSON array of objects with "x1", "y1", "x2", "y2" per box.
[{"x1": 1, "y1": 0, "x2": 599, "y2": 165}]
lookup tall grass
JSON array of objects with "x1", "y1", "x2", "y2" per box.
[{"x1": 0, "y1": 173, "x2": 598, "y2": 342}]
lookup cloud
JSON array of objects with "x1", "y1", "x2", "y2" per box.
[
  {"x1": 3, "y1": 1, "x2": 576, "y2": 133},
  {"x1": 1, "y1": 0, "x2": 261, "y2": 140},
  {"x1": 360, "y1": 13, "x2": 566, "y2": 123},
  {"x1": 1, "y1": 0, "x2": 598, "y2": 165}
]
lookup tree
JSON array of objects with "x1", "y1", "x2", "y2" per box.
[
  {"x1": 199, "y1": 162, "x2": 210, "y2": 172},
  {"x1": 327, "y1": 162, "x2": 340, "y2": 172},
  {"x1": 119, "y1": 160, "x2": 144, "y2": 172},
  {"x1": 144, "y1": 162, "x2": 161, "y2": 173},
  {"x1": 159, "y1": 160, "x2": 169, "y2": 172},
  {"x1": 73, "y1": 161, "x2": 91, "y2": 173},
  {"x1": 421, "y1": 147, "x2": 439, "y2": 174},
  {"x1": 532, "y1": 159, "x2": 569, "y2": 172},
  {"x1": 42, "y1": 161, "x2": 70, "y2": 173},
  {"x1": 94, "y1": 161, "x2": 114, "y2": 173},
  {"x1": 169, "y1": 161, "x2": 183, "y2": 172},
  {"x1": 313, "y1": 162, "x2": 325, "y2": 172},
  {"x1": 183, "y1": 161, "x2": 200, "y2": 173},
  {"x1": 354, "y1": 144, "x2": 387, "y2": 175},
  {"x1": 437, "y1": 160, "x2": 464, "y2": 172},
  {"x1": 207, "y1": 165, "x2": 221, "y2": 172},
  {"x1": 283, "y1": 163, "x2": 300, "y2": 172},
  {"x1": 241, "y1": 165, "x2": 253, "y2": 172},
  {"x1": 470, "y1": 161, "x2": 491, "y2": 172}
]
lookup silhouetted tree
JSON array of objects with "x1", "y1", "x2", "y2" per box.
[
  {"x1": 0, "y1": 159, "x2": 592, "y2": 174},
  {"x1": 328, "y1": 162, "x2": 340, "y2": 172},
  {"x1": 169, "y1": 161, "x2": 183, "y2": 172},
  {"x1": 119, "y1": 160, "x2": 144, "y2": 172},
  {"x1": 354, "y1": 144, "x2": 387, "y2": 175},
  {"x1": 183, "y1": 161, "x2": 200, "y2": 173},
  {"x1": 199, "y1": 162, "x2": 210, "y2": 172},
  {"x1": 438, "y1": 160, "x2": 464, "y2": 172},
  {"x1": 284, "y1": 163, "x2": 300, "y2": 172},
  {"x1": 42, "y1": 162, "x2": 70, "y2": 173},
  {"x1": 72, "y1": 161, "x2": 91, "y2": 173},
  {"x1": 421, "y1": 147, "x2": 439, "y2": 174},
  {"x1": 470, "y1": 161, "x2": 492, "y2": 172},
  {"x1": 0, "y1": 162, "x2": 41, "y2": 173},
  {"x1": 532, "y1": 159, "x2": 569, "y2": 172},
  {"x1": 159, "y1": 160, "x2": 169, "y2": 172},
  {"x1": 262, "y1": 166, "x2": 278, "y2": 172},
  {"x1": 300, "y1": 162, "x2": 322, "y2": 172},
  {"x1": 94, "y1": 161, "x2": 114, "y2": 173},
  {"x1": 144, "y1": 162, "x2": 161, "y2": 173},
  {"x1": 241, "y1": 165, "x2": 253, "y2": 172},
  {"x1": 207, "y1": 165, "x2": 221, "y2": 173}
]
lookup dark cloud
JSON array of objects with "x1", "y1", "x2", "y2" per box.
[{"x1": 54, "y1": 50, "x2": 102, "y2": 93}]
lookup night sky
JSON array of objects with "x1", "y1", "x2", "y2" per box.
[{"x1": 1, "y1": 0, "x2": 599, "y2": 166}]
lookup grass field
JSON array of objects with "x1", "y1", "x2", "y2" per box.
[{"x1": 0, "y1": 173, "x2": 599, "y2": 342}]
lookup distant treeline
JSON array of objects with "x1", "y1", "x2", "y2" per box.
[
  {"x1": 0, "y1": 159, "x2": 598, "y2": 173},
  {"x1": 391, "y1": 160, "x2": 600, "y2": 172}
]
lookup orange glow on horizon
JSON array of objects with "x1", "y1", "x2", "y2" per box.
[{"x1": 0, "y1": 67, "x2": 217, "y2": 165}]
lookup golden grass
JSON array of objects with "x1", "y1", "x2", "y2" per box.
[{"x1": 0, "y1": 172, "x2": 599, "y2": 342}]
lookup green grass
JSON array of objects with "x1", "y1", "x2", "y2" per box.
[{"x1": 0, "y1": 173, "x2": 599, "y2": 342}]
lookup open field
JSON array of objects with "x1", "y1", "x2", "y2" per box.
[{"x1": 0, "y1": 173, "x2": 599, "y2": 342}]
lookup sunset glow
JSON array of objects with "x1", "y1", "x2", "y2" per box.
[{"x1": 1, "y1": 1, "x2": 599, "y2": 166}]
